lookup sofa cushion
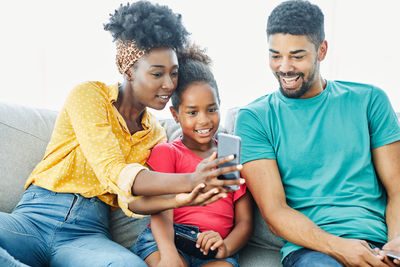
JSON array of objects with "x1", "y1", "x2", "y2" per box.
[{"x1": 0, "y1": 102, "x2": 57, "y2": 213}]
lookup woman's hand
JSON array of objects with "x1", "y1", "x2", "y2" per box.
[
  {"x1": 175, "y1": 183, "x2": 227, "y2": 208},
  {"x1": 190, "y1": 152, "x2": 244, "y2": 193},
  {"x1": 196, "y1": 231, "x2": 229, "y2": 259}
]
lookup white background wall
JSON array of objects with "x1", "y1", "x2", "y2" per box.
[{"x1": 1, "y1": 0, "x2": 399, "y2": 122}]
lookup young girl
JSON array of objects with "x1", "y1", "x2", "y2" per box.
[{"x1": 132, "y1": 46, "x2": 253, "y2": 267}]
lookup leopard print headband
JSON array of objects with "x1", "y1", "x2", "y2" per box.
[{"x1": 115, "y1": 39, "x2": 146, "y2": 74}]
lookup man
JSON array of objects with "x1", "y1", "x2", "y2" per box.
[{"x1": 235, "y1": 0, "x2": 400, "y2": 266}]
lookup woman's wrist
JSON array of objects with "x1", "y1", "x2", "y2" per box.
[{"x1": 133, "y1": 170, "x2": 194, "y2": 196}]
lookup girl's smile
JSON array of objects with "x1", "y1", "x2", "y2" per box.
[{"x1": 171, "y1": 81, "x2": 220, "y2": 154}]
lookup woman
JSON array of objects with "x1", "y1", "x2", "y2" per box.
[{"x1": 0, "y1": 1, "x2": 242, "y2": 266}]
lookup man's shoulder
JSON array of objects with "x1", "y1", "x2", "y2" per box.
[
  {"x1": 239, "y1": 93, "x2": 278, "y2": 115},
  {"x1": 329, "y1": 80, "x2": 389, "y2": 107},
  {"x1": 329, "y1": 80, "x2": 381, "y2": 94}
]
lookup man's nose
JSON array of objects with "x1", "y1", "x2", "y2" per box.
[{"x1": 279, "y1": 58, "x2": 294, "y2": 73}]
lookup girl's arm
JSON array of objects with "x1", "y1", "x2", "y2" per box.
[
  {"x1": 196, "y1": 191, "x2": 253, "y2": 258},
  {"x1": 222, "y1": 191, "x2": 253, "y2": 255}
]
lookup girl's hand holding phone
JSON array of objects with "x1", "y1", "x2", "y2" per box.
[
  {"x1": 196, "y1": 231, "x2": 229, "y2": 259},
  {"x1": 190, "y1": 152, "x2": 244, "y2": 193}
]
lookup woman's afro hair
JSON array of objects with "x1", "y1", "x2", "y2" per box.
[
  {"x1": 104, "y1": 1, "x2": 189, "y2": 50},
  {"x1": 171, "y1": 45, "x2": 220, "y2": 111}
]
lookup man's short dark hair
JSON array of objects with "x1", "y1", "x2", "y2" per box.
[{"x1": 267, "y1": 0, "x2": 325, "y2": 49}]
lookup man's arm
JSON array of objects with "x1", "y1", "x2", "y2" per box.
[
  {"x1": 241, "y1": 158, "x2": 387, "y2": 266},
  {"x1": 372, "y1": 141, "x2": 400, "y2": 263}
]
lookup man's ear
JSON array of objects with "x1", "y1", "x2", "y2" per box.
[
  {"x1": 170, "y1": 106, "x2": 180, "y2": 123},
  {"x1": 318, "y1": 40, "x2": 328, "y2": 61}
]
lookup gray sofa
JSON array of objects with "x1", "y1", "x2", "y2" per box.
[{"x1": 0, "y1": 102, "x2": 284, "y2": 266}]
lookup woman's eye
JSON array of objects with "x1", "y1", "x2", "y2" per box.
[
  {"x1": 171, "y1": 71, "x2": 178, "y2": 77},
  {"x1": 151, "y1": 72, "x2": 163, "y2": 77}
]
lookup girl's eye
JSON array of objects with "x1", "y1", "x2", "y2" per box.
[
  {"x1": 208, "y1": 108, "x2": 218, "y2": 113},
  {"x1": 151, "y1": 72, "x2": 163, "y2": 77}
]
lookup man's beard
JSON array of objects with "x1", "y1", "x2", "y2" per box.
[{"x1": 278, "y1": 62, "x2": 318, "y2": 99}]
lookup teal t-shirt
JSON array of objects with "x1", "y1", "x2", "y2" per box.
[{"x1": 235, "y1": 80, "x2": 400, "y2": 260}]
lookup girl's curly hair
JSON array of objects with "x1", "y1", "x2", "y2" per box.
[
  {"x1": 104, "y1": 1, "x2": 189, "y2": 50},
  {"x1": 171, "y1": 45, "x2": 220, "y2": 111}
]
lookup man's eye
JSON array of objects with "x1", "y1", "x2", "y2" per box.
[{"x1": 271, "y1": 55, "x2": 280, "y2": 59}]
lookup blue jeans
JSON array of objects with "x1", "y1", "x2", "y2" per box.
[
  {"x1": 0, "y1": 185, "x2": 146, "y2": 267},
  {"x1": 283, "y1": 248, "x2": 343, "y2": 267},
  {"x1": 0, "y1": 246, "x2": 29, "y2": 267},
  {"x1": 132, "y1": 223, "x2": 239, "y2": 267},
  {"x1": 283, "y1": 241, "x2": 384, "y2": 267}
]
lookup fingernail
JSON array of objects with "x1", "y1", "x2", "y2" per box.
[
  {"x1": 200, "y1": 183, "x2": 205, "y2": 188},
  {"x1": 228, "y1": 155, "x2": 234, "y2": 160},
  {"x1": 213, "y1": 189, "x2": 219, "y2": 194},
  {"x1": 196, "y1": 244, "x2": 200, "y2": 248},
  {"x1": 237, "y1": 164, "x2": 243, "y2": 170},
  {"x1": 211, "y1": 247, "x2": 214, "y2": 250},
  {"x1": 239, "y1": 178, "x2": 245, "y2": 184},
  {"x1": 223, "y1": 194, "x2": 227, "y2": 198}
]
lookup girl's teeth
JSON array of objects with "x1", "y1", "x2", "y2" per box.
[
  {"x1": 197, "y1": 129, "x2": 210, "y2": 134},
  {"x1": 159, "y1": 95, "x2": 168, "y2": 99}
]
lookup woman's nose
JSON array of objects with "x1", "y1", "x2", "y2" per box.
[{"x1": 162, "y1": 75, "x2": 175, "y2": 90}]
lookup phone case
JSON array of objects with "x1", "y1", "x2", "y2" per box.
[
  {"x1": 174, "y1": 231, "x2": 217, "y2": 259},
  {"x1": 384, "y1": 250, "x2": 400, "y2": 261},
  {"x1": 217, "y1": 133, "x2": 241, "y2": 190}
]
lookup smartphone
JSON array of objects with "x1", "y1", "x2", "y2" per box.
[
  {"x1": 383, "y1": 250, "x2": 400, "y2": 261},
  {"x1": 217, "y1": 133, "x2": 241, "y2": 190},
  {"x1": 174, "y1": 231, "x2": 217, "y2": 259}
]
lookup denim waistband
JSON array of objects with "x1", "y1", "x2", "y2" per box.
[{"x1": 15, "y1": 185, "x2": 110, "y2": 230}]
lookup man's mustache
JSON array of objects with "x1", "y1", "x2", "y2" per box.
[{"x1": 276, "y1": 72, "x2": 304, "y2": 78}]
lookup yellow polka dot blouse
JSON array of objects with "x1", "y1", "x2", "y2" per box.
[{"x1": 25, "y1": 81, "x2": 167, "y2": 217}]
